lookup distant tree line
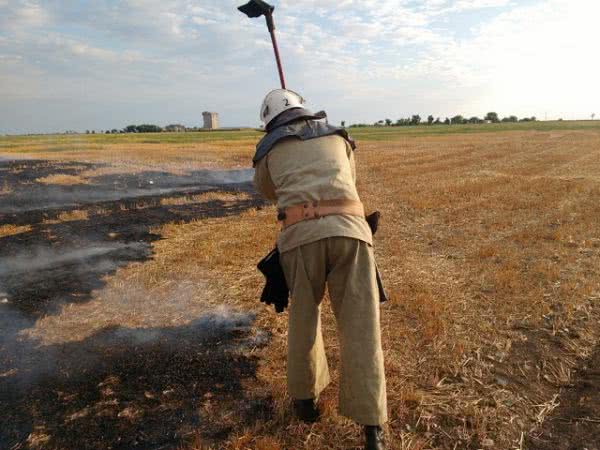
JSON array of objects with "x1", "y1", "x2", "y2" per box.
[
  {"x1": 347, "y1": 112, "x2": 537, "y2": 128},
  {"x1": 85, "y1": 124, "x2": 211, "y2": 134},
  {"x1": 124, "y1": 124, "x2": 163, "y2": 133},
  {"x1": 81, "y1": 112, "x2": 540, "y2": 135}
]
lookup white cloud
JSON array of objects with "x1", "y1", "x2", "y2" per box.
[
  {"x1": 0, "y1": 0, "x2": 598, "y2": 133},
  {"x1": 0, "y1": 0, "x2": 50, "y2": 34},
  {"x1": 422, "y1": 0, "x2": 600, "y2": 118}
]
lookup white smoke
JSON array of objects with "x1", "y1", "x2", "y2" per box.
[
  {"x1": 0, "y1": 243, "x2": 146, "y2": 276},
  {"x1": 0, "y1": 300, "x2": 258, "y2": 385},
  {"x1": 0, "y1": 168, "x2": 254, "y2": 214}
]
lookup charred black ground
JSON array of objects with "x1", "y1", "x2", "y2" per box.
[
  {"x1": 0, "y1": 159, "x2": 254, "y2": 217},
  {"x1": 527, "y1": 346, "x2": 600, "y2": 450},
  {"x1": 0, "y1": 159, "x2": 271, "y2": 450}
]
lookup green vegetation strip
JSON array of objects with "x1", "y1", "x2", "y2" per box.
[
  {"x1": 0, "y1": 129, "x2": 263, "y2": 149},
  {"x1": 1, "y1": 121, "x2": 600, "y2": 149},
  {"x1": 347, "y1": 120, "x2": 600, "y2": 140}
]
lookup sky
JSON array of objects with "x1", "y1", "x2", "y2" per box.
[{"x1": 0, "y1": 0, "x2": 598, "y2": 134}]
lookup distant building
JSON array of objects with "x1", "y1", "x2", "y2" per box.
[
  {"x1": 165, "y1": 124, "x2": 186, "y2": 132},
  {"x1": 202, "y1": 112, "x2": 219, "y2": 130}
]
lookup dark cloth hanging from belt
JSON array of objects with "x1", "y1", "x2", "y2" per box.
[{"x1": 257, "y1": 212, "x2": 388, "y2": 313}]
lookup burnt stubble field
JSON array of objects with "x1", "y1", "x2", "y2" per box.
[
  {"x1": 0, "y1": 154, "x2": 269, "y2": 449},
  {"x1": 1, "y1": 122, "x2": 600, "y2": 449}
]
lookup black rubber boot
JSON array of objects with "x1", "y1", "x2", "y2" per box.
[
  {"x1": 364, "y1": 426, "x2": 386, "y2": 450},
  {"x1": 293, "y1": 398, "x2": 320, "y2": 423}
]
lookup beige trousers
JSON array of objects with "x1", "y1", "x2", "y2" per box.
[{"x1": 280, "y1": 237, "x2": 388, "y2": 426}]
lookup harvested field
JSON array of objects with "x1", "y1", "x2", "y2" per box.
[{"x1": 1, "y1": 122, "x2": 600, "y2": 449}]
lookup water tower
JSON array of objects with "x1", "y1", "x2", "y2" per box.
[{"x1": 202, "y1": 112, "x2": 219, "y2": 130}]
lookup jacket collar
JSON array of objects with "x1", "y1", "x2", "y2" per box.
[{"x1": 265, "y1": 107, "x2": 327, "y2": 132}]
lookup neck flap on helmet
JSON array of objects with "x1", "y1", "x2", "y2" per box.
[{"x1": 266, "y1": 107, "x2": 327, "y2": 132}]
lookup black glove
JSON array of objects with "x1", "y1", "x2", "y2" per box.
[
  {"x1": 257, "y1": 247, "x2": 289, "y2": 313},
  {"x1": 366, "y1": 211, "x2": 381, "y2": 235}
]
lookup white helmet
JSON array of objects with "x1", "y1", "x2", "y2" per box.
[{"x1": 260, "y1": 89, "x2": 306, "y2": 127}]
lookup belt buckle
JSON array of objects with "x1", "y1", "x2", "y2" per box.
[{"x1": 313, "y1": 201, "x2": 320, "y2": 219}]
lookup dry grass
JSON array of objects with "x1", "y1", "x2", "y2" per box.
[
  {"x1": 3, "y1": 139, "x2": 256, "y2": 173},
  {"x1": 1, "y1": 179, "x2": 12, "y2": 195},
  {"x1": 1, "y1": 140, "x2": 254, "y2": 183},
  {"x1": 0, "y1": 224, "x2": 32, "y2": 237},
  {"x1": 162, "y1": 129, "x2": 599, "y2": 449},
  {"x1": 160, "y1": 191, "x2": 252, "y2": 206},
  {"x1": 24, "y1": 267, "x2": 218, "y2": 345},
  {"x1": 35, "y1": 174, "x2": 87, "y2": 185},
  {"x1": 42, "y1": 209, "x2": 90, "y2": 224},
  {"x1": 9, "y1": 128, "x2": 600, "y2": 449}
]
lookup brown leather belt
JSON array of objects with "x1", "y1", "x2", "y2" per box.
[{"x1": 278, "y1": 199, "x2": 365, "y2": 228}]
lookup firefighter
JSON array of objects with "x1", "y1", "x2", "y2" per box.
[{"x1": 253, "y1": 89, "x2": 387, "y2": 450}]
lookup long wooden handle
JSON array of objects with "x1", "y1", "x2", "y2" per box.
[{"x1": 266, "y1": 13, "x2": 286, "y2": 89}]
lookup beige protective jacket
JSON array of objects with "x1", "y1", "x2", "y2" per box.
[{"x1": 253, "y1": 134, "x2": 373, "y2": 253}]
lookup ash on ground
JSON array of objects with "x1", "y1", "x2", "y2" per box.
[{"x1": 0, "y1": 158, "x2": 271, "y2": 450}]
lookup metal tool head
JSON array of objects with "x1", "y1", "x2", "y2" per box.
[
  {"x1": 238, "y1": 0, "x2": 285, "y2": 87},
  {"x1": 238, "y1": 0, "x2": 274, "y2": 18}
]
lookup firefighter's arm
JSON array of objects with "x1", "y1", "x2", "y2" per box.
[{"x1": 253, "y1": 155, "x2": 277, "y2": 202}]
